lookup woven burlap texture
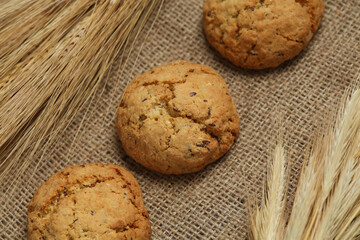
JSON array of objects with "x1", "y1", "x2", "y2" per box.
[{"x1": 1, "y1": 0, "x2": 359, "y2": 239}]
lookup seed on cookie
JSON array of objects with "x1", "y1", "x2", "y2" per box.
[
  {"x1": 203, "y1": 0, "x2": 324, "y2": 69},
  {"x1": 116, "y1": 60, "x2": 240, "y2": 174},
  {"x1": 27, "y1": 163, "x2": 151, "y2": 240}
]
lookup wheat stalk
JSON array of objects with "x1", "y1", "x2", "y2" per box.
[
  {"x1": 0, "y1": 0, "x2": 162, "y2": 198},
  {"x1": 250, "y1": 87, "x2": 360, "y2": 240}
]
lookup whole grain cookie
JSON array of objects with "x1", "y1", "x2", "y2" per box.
[
  {"x1": 28, "y1": 163, "x2": 151, "y2": 240},
  {"x1": 116, "y1": 60, "x2": 240, "y2": 174},
  {"x1": 203, "y1": 0, "x2": 324, "y2": 69}
]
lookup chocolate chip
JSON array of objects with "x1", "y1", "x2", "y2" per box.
[
  {"x1": 139, "y1": 114, "x2": 147, "y2": 121},
  {"x1": 250, "y1": 7, "x2": 254, "y2": 11},
  {"x1": 210, "y1": 133, "x2": 219, "y2": 141},
  {"x1": 203, "y1": 99, "x2": 208, "y2": 102},
  {"x1": 80, "y1": 164, "x2": 85, "y2": 168},
  {"x1": 202, "y1": 140, "x2": 210, "y2": 145},
  {"x1": 196, "y1": 141, "x2": 210, "y2": 151},
  {"x1": 185, "y1": 74, "x2": 188, "y2": 77},
  {"x1": 150, "y1": 70, "x2": 155, "y2": 74},
  {"x1": 225, "y1": 93, "x2": 229, "y2": 96},
  {"x1": 91, "y1": 211, "x2": 95, "y2": 216},
  {"x1": 189, "y1": 92, "x2": 197, "y2": 97},
  {"x1": 209, "y1": 123, "x2": 216, "y2": 127},
  {"x1": 207, "y1": 11, "x2": 211, "y2": 16},
  {"x1": 141, "y1": 98, "x2": 147, "y2": 102},
  {"x1": 189, "y1": 69, "x2": 194, "y2": 72},
  {"x1": 187, "y1": 148, "x2": 195, "y2": 157},
  {"x1": 208, "y1": 108, "x2": 211, "y2": 116},
  {"x1": 72, "y1": 218, "x2": 78, "y2": 224},
  {"x1": 123, "y1": 184, "x2": 127, "y2": 188},
  {"x1": 173, "y1": 107, "x2": 180, "y2": 112}
]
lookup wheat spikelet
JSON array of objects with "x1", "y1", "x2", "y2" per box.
[
  {"x1": 0, "y1": 0, "x2": 162, "y2": 199},
  {"x1": 339, "y1": 210, "x2": 360, "y2": 240},
  {"x1": 249, "y1": 143, "x2": 287, "y2": 240}
]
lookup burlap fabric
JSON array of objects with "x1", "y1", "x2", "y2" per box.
[{"x1": 1, "y1": 0, "x2": 359, "y2": 239}]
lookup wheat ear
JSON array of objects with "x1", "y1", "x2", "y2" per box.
[
  {"x1": 252, "y1": 87, "x2": 360, "y2": 240},
  {"x1": 0, "y1": 0, "x2": 162, "y2": 199},
  {"x1": 284, "y1": 88, "x2": 360, "y2": 239},
  {"x1": 249, "y1": 143, "x2": 287, "y2": 240},
  {"x1": 308, "y1": 88, "x2": 360, "y2": 239}
]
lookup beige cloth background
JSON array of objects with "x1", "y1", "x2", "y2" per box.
[{"x1": 1, "y1": 0, "x2": 359, "y2": 239}]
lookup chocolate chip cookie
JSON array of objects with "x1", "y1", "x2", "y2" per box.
[
  {"x1": 28, "y1": 163, "x2": 151, "y2": 240},
  {"x1": 116, "y1": 60, "x2": 240, "y2": 174},
  {"x1": 203, "y1": 0, "x2": 324, "y2": 69}
]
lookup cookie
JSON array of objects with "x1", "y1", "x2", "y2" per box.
[
  {"x1": 28, "y1": 163, "x2": 151, "y2": 240},
  {"x1": 116, "y1": 60, "x2": 240, "y2": 174},
  {"x1": 203, "y1": 0, "x2": 324, "y2": 69}
]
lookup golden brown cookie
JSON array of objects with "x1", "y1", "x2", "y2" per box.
[
  {"x1": 203, "y1": 0, "x2": 324, "y2": 69},
  {"x1": 116, "y1": 60, "x2": 240, "y2": 174},
  {"x1": 28, "y1": 163, "x2": 151, "y2": 240}
]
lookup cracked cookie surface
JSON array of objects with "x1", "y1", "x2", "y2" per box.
[
  {"x1": 28, "y1": 163, "x2": 151, "y2": 240},
  {"x1": 203, "y1": 0, "x2": 324, "y2": 69},
  {"x1": 116, "y1": 60, "x2": 240, "y2": 174}
]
